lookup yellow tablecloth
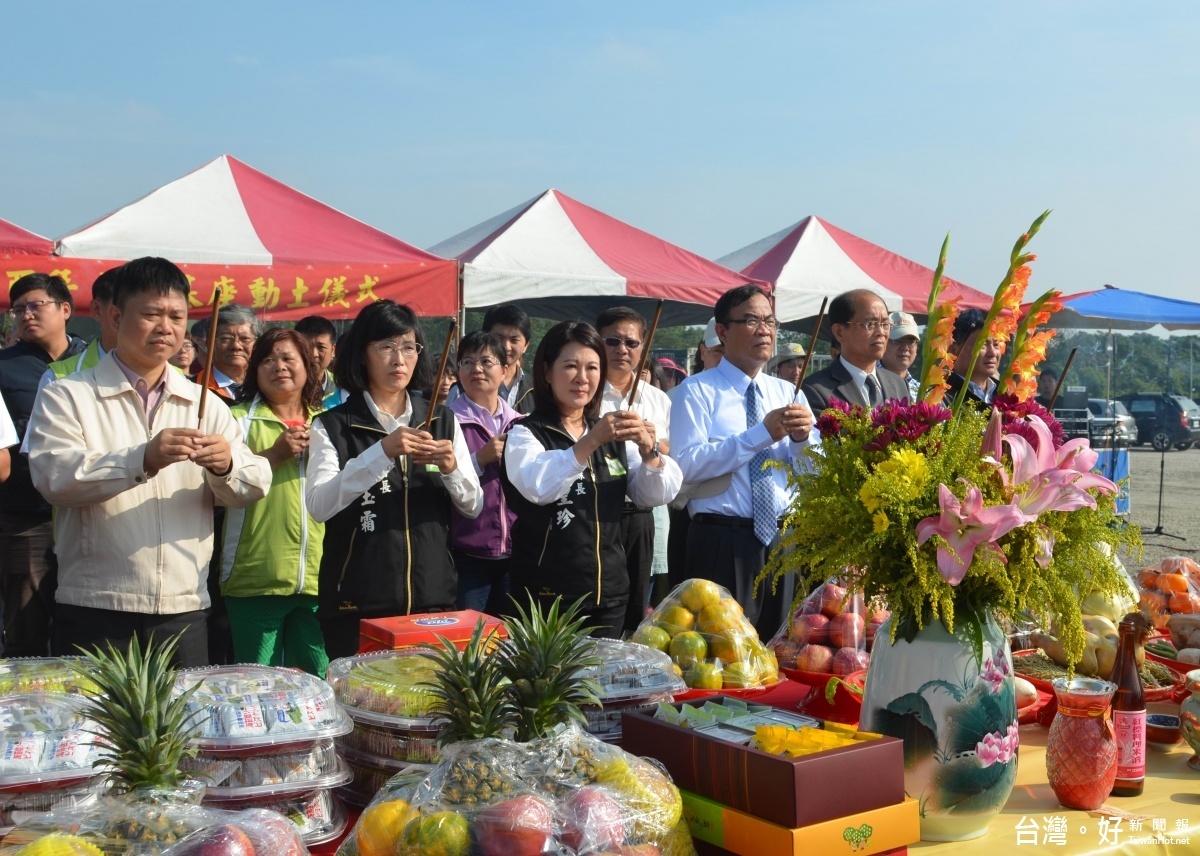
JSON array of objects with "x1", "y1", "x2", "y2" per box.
[{"x1": 913, "y1": 724, "x2": 1200, "y2": 855}]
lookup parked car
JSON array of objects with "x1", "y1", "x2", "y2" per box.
[
  {"x1": 1087, "y1": 398, "x2": 1136, "y2": 446},
  {"x1": 1117, "y1": 392, "x2": 1200, "y2": 451}
]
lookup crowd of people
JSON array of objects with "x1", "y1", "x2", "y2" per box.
[{"x1": 0, "y1": 258, "x2": 1014, "y2": 672}]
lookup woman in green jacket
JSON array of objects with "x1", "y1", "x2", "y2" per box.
[{"x1": 222, "y1": 328, "x2": 328, "y2": 675}]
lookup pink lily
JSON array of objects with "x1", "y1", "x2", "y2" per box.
[
  {"x1": 916, "y1": 484, "x2": 1031, "y2": 586},
  {"x1": 981, "y1": 407, "x2": 1003, "y2": 462},
  {"x1": 1002, "y1": 416, "x2": 1117, "y2": 516}
]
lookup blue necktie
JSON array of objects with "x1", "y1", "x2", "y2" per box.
[{"x1": 745, "y1": 381, "x2": 775, "y2": 546}]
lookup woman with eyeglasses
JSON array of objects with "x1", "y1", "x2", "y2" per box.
[
  {"x1": 501, "y1": 321, "x2": 682, "y2": 638},
  {"x1": 306, "y1": 301, "x2": 483, "y2": 659},
  {"x1": 448, "y1": 331, "x2": 522, "y2": 614},
  {"x1": 220, "y1": 328, "x2": 328, "y2": 674}
]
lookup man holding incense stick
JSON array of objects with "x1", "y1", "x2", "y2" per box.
[
  {"x1": 669, "y1": 285, "x2": 819, "y2": 640},
  {"x1": 25, "y1": 257, "x2": 270, "y2": 667}
]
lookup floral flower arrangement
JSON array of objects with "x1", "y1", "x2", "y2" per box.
[{"x1": 762, "y1": 213, "x2": 1141, "y2": 668}]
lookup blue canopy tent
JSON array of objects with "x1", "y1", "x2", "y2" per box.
[{"x1": 1051, "y1": 285, "x2": 1200, "y2": 331}]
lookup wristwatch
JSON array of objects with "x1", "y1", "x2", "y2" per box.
[{"x1": 649, "y1": 440, "x2": 661, "y2": 459}]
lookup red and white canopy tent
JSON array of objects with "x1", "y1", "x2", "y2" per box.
[
  {"x1": 17, "y1": 155, "x2": 457, "y2": 318},
  {"x1": 1, "y1": 218, "x2": 78, "y2": 295},
  {"x1": 718, "y1": 215, "x2": 991, "y2": 333},
  {"x1": 430, "y1": 189, "x2": 766, "y2": 326}
]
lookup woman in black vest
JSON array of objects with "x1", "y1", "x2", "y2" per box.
[
  {"x1": 501, "y1": 322, "x2": 682, "y2": 638},
  {"x1": 306, "y1": 302, "x2": 483, "y2": 660}
]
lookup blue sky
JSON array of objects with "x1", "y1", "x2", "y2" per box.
[{"x1": 2, "y1": 1, "x2": 1197, "y2": 302}]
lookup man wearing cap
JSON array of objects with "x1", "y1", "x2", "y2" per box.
[
  {"x1": 766, "y1": 342, "x2": 807, "y2": 387},
  {"x1": 880, "y1": 312, "x2": 921, "y2": 402},
  {"x1": 946, "y1": 308, "x2": 1001, "y2": 407},
  {"x1": 802, "y1": 290, "x2": 910, "y2": 413},
  {"x1": 670, "y1": 285, "x2": 818, "y2": 640}
]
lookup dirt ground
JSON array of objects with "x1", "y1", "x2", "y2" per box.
[{"x1": 1123, "y1": 445, "x2": 1200, "y2": 572}]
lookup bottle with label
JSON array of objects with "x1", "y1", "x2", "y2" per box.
[{"x1": 1108, "y1": 613, "x2": 1146, "y2": 797}]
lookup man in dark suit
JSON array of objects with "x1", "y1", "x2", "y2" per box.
[{"x1": 803, "y1": 289, "x2": 910, "y2": 413}]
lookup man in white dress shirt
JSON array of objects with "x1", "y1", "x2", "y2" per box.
[
  {"x1": 670, "y1": 286, "x2": 819, "y2": 640},
  {"x1": 596, "y1": 307, "x2": 673, "y2": 632}
]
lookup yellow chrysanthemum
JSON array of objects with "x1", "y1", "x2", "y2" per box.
[
  {"x1": 859, "y1": 482, "x2": 882, "y2": 514},
  {"x1": 872, "y1": 510, "x2": 889, "y2": 533}
]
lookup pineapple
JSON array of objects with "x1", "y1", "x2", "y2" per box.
[
  {"x1": 420, "y1": 620, "x2": 520, "y2": 808},
  {"x1": 497, "y1": 596, "x2": 603, "y2": 742},
  {"x1": 71, "y1": 633, "x2": 203, "y2": 794},
  {"x1": 420, "y1": 618, "x2": 517, "y2": 746}
]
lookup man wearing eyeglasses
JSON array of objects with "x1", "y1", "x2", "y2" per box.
[
  {"x1": 802, "y1": 290, "x2": 910, "y2": 414},
  {"x1": 192, "y1": 304, "x2": 260, "y2": 402},
  {"x1": 596, "y1": 306, "x2": 673, "y2": 631},
  {"x1": 0, "y1": 273, "x2": 86, "y2": 656},
  {"x1": 669, "y1": 285, "x2": 819, "y2": 641}
]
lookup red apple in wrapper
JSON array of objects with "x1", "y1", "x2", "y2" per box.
[
  {"x1": 832, "y1": 647, "x2": 871, "y2": 676},
  {"x1": 170, "y1": 826, "x2": 256, "y2": 856},
  {"x1": 829, "y1": 613, "x2": 865, "y2": 649},
  {"x1": 793, "y1": 643, "x2": 835, "y2": 673},
  {"x1": 817, "y1": 583, "x2": 848, "y2": 617},
  {"x1": 560, "y1": 785, "x2": 626, "y2": 852},
  {"x1": 238, "y1": 810, "x2": 305, "y2": 856},
  {"x1": 790, "y1": 613, "x2": 831, "y2": 645},
  {"x1": 475, "y1": 794, "x2": 554, "y2": 856}
]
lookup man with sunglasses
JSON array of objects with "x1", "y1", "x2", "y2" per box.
[
  {"x1": 802, "y1": 289, "x2": 910, "y2": 413},
  {"x1": 669, "y1": 285, "x2": 819, "y2": 641},
  {"x1": 596, "y1": 306, "x2": 673, "y2": 632},
  {"x1": 0, "y1": 273, "x2": 86, "y2": 656}
]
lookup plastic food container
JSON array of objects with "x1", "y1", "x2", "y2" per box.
[
  {"x1": 326, "y1": 649, "x2": 442, "y2": 726},
  {"x1": 0, "y1": 694, "x2": 102, "y2": 790},
  {"x1": 582, "y1": 691, "x2": 676, "y2": 739},
  {"x1": 335, "y1": 747, "x2": 430, "y2": 807},
  {"x1": 0, "y1": 658, "x2": 95, "y2": 697},
  {"x1": 582, "y1": 639, "x2": 687, "y2": 702},
  {"x1": 182, "y1": 738, "x2": 351, "y2": 800},
  {"x1": 0, "y1": 776, "x2": 104, "y2": 831},
  {"x1": 174, "y1": 665, "x2": 351, "y2": 751},
  {"x1": 335, "y1": 717, "x2": 441, "y2": 764},
  {"x1": 200, "y1": 787, "x2": 347, "y2": 845}
]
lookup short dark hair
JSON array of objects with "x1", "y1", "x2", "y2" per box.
[
  {"x1": 111, "y1": 257, "x2": 190, "y2": 309},
  {"x1": 90, "y1": 266, "x2": 123, "y2": 305},
  {"x1": 10, "y1": 272, "x2": 73, "y2": 308},
  {"x1": 482, "y1": 304, "x2": 531, "y2": 342},
  {"x1": 952, "y1": 308, "x2": 988, "y2": 347},
  {"x1": 531, "y1": 321, "x2": 606, "y2": 420},
  {"x1": 594, "y1": 306, "x2": 646, "y2": 338},
  {"x1": 714, "y1": 285, "x2": 770, "y2": 324},
  {"x1": 457, "y1": 331, "x2": 507, "y2": 367},
  {"x1": 334, "y1": 300, "x2": 430, "y2": 395},
  {"x1": 829, "y1": 289, "x2": 885, "y2": 346},
  {"x1": 295, "y1": 315, "x2": 336, "y2": 340},
  {"x1": 241, "y1": 328, "x2": 324, "y2": 411},
  {"x1": 1040, "y1": 368, "x2": 1058, "y2": 381}
]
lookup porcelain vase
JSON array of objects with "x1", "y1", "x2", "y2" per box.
[{"x1": 860, "y1": 615, "x2": 1019, "y2": 842}]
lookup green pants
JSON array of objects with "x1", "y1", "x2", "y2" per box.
[{"x1": 224, "y1": 594, "x2": 329, "y2": 677}]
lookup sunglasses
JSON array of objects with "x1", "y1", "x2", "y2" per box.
[{"x1": 602, "y1": 336, "x2": 642, "y2": 350}]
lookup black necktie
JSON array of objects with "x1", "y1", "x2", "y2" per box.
[{"x1": 865, "y1": 374, "x2": 882, "y2": 407}]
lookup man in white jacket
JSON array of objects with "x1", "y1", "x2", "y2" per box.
[{"x1": 26, "y1": 258, "x2": 271, "y2": 666}]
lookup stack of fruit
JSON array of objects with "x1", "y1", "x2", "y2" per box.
[
  {"x1": 341, "y1": 727, "x2": 694, "y2": 856},
  {"x1": 1137, "y1": 556, "x2": 1200, "y2": 628},
  {"x1": 577, "y1": 639, "x2": 686, "y2": 743},
  {"x1": 325, "y1": 649, "x2": 445, "y2": 807},
  {"x1": 4, "y1": 638, "x2": 309, "y2": 856},
  {"x1": 631, "y1": 580, "x2": 780, "y2": 693},
  {"x1": 174, "y1": 665, "x2": 352, "y2": 846},
  {"x1": 771, "y1": 582, "x2": 887, "y2": 678},
  {"x1": 0, "y1": 692, "x2": 105, "y2": 835}
]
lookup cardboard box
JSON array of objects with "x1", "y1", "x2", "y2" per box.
[
  {"x1": 695, "y1": 842, "x2": 907, "y2": 856},
  {"x1": 621, "y1": 696, "x2": 905, "y2": 828},
  {"x1": 358, "y1": 610, "x2": 506, "y2": 653},
  {"x1": 683, "y1": 791, "x2": 919, "y2": 856}
]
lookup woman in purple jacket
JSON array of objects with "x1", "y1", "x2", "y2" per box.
[{"x1": 449, "y1": 331, "x2": 523, "y2": 614}]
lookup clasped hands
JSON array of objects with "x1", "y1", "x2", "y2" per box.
[
  {"x1": 144, "y1": 428, "x2": 233, "y2": 477},
  {"x1": 763, "y1": 402, "x2": 814, "y2": 443},
  {"x1": 381, "y1": 425, "x2": 457, "y2": 473}
]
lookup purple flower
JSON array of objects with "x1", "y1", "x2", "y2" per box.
[
  {"x1": 815, "y1": 397, "x2": 861, "y2": 438},
  {"x1": 864, "y1": 399, "x2": 953, "y2": 452},
  {"x1": 994, "y1": 394, "x2": 1065, "y2": 449}
]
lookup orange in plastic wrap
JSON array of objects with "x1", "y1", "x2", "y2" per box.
[
  {"x1": 1156, "y1": 573, "x2": 1190, "y2": 594},
  {"x1": 1169, "y1": 593, "x2": 1200, "y2": 614}
]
